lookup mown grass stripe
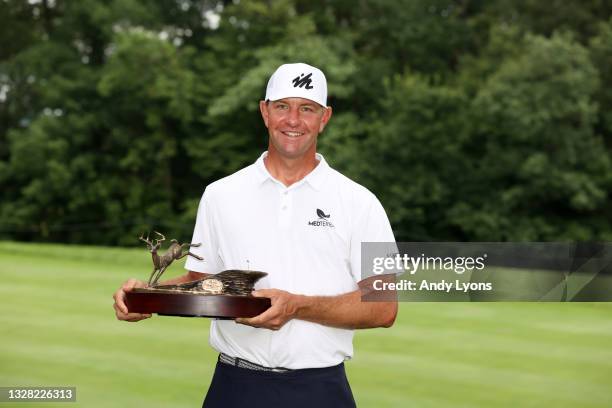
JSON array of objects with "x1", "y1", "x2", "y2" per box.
[{"x1": 2, "y1": 241, "x2": 612, "y2": 408}]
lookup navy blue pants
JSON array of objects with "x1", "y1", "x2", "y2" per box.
[{"x1": 202, "y1": 361, "x2": 356, "y2": 407}]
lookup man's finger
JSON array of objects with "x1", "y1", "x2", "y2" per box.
[
  {"x1": 113, "y1": 290, "x2": 128, "y2": 314},
  {"x1": 113, "y1": 303, "x2": 127, "y2": 319},
  {"x1": 122, "y1": 280, "x2": 137, "y2": 291},
  {"x1": 236, "y1": 305, "x2": 278, "y2": 326},
  {"x1": 123, "y1": 312, "x2": 149, "y2": 321},
  {"x1": 126, "y1": 313, "x2": 151, "y2": 322},
  {"x1": 114, "y1": 303, "x2": 150, "y2": 321},
  {"x1": 251, "y1": 289, "x2": 276, "y2": 298},
  {"x1": 113, "y1": 302, "x2": 132, "y2": 319}
]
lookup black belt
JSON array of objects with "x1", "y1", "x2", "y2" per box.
[{"x1": 218, "y1": 353, "x2": 294, "y2": 373}]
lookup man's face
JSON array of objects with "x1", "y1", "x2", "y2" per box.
[{"x1": 259, "y1": 97, "x2": 332, "y2": 160}]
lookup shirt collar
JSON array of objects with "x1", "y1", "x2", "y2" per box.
[{"x1": 254, "y1": 151, "x2": 329, "y2": 191}]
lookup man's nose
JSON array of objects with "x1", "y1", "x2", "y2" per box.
[{"x1": 286, "y1": 107, "x2": 300, "y2": 126}]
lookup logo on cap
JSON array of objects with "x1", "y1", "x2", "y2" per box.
[{"x1": 292, "y1": 73, "x2": 314, "y2": 89}]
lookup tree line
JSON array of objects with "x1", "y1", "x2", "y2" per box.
[{"x1": 1, "y1": 0, "x2": 611, "y2": 245}]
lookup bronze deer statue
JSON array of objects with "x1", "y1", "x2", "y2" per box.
[{"x1": 139, "y1": 231, "x2": 203, "y2": 286}]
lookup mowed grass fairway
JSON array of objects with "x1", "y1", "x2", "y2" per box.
[{"x1": 1, "y1": 241, "x2": 611, "y2": 408}]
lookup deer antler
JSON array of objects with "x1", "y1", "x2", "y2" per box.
[
  {"x1": 149, "y1": 231, "x2": 165, "y2": 250},
  {"x1": 154, "y1": 231, "x2": 166, "y2": 243},
  {"x1": 139, "y1": 232, "x2": 153, "y2": 247}
]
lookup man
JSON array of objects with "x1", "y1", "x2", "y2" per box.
[{"x1": 113, "y1": 62, "x2": 397, "y2": 407}]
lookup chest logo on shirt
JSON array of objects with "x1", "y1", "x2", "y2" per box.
[{"x1": 307, "y1": 208, "x2": 335, "y2": 228}]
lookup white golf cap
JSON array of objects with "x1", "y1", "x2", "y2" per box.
[{"x1": 264, "y1": 63, "x2": 327, "y2": 107}]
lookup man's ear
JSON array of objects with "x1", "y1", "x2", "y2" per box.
[
  {"x1": 259, "y1": 100, "x2": 269, "y2": 128},
  {"x1": 319, "y1": 106, "x2": 333, "y2": 132}
]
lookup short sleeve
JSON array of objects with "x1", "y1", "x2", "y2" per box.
[
  {"x1": 349, "y1": 196, "x2": 398, "y2": 282},
  {"x1": 184, "y1": 188, "x2": 223, "y2": 274}
]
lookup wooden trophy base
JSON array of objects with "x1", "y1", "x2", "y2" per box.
[{"x1": 125, "y1": 288, "x2": 271, "y2": 318}]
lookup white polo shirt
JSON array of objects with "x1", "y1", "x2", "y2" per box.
[{"x1": 185, "y1": 151, "x2": 395, "y2": 369}]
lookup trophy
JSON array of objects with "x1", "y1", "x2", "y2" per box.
[{"x1": 125, "y1": 232, "x2": 271, "y2": 318}]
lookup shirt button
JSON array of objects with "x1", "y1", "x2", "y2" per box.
[
  {"x1": 283, "y1": 191, "x2": 288, "y2": 195},
  {"x1": 282, "y1": 205, "x2": 287, "y2": 210}
]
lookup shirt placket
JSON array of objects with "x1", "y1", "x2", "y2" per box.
[{"x1": 278, "y1": 187, "x2": 293, "y2": 228}]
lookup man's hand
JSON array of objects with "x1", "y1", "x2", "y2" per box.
[
  {"x1": 236, "y1": 289, "x2": 299, "y2": 330},
  {"x1": 113, "y1": 278, "x2": 152, "y2": 322}
]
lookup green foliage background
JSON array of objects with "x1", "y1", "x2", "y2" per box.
[{"x1": 1, "y1": 0, "x2": 612, "y2": 244}]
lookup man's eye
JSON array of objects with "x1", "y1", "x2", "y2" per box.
[
  {"x1": 276, "y1": 104, "x2": 288, "y2": 110},
  {"x1": 301, "y1": 106, "x2": 314, "y2": 112}
]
